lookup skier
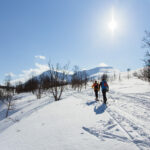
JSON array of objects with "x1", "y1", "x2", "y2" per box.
[
  {"x1": 99, "y1": 78, "x2": 109, "y2": 104},
  {"x1": 92, "y1": 81, "x2": 99, "y2": 101}
]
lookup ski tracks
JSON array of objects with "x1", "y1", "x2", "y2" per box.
[
  {"x1": 107, "y1": 91, "x2": 150, "y2": 150},
  {"x1": 72, "y1": 89, "x2": 150, "y2": 150},
  {"x1": 106, "y1": 108, "x2": 150, "y2": 150}
]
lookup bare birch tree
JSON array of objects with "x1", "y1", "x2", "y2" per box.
[
  {"x1": 48, "y1": 62, "x2": 69, "y2": 101},
  {"x1": 4, "y1": 76, "x2": 14, "y2": 117}
]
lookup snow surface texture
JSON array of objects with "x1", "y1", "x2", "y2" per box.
[{"x1": 0, "y1": 78, "x2": 150, "y2": 150}]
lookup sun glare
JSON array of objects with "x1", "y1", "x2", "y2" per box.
[{"x1": 108, "y1": 9, "x2": 118, "y2": 34}]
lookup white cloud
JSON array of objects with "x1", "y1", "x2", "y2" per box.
[
  {"x1": 21, "y1": 63, "x2": 49, "y2": 78},
  {"x1": 98, "y1": 63, "x2": 108, "y2": 67},
  {"x1": 11, "y1": 63, "x2": 49, "y2": 84},
  {"x1": 35, "y1": 55, "x2": 46, "y2": 60},
  {"x1": 5, "y1": 72, "x2": 16, "y2": 77},
  {"x1": 81, "y1": 68, "x2": 87, "y2": 71},
  {"x1": 35, "y1": 63, "x2": 49, "y2": 71}
]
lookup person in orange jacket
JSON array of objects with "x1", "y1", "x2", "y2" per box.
[{"x1": 92, "y1": 81, "x2": 99, "y2": 100}]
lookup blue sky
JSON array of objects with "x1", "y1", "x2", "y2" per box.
[{"x1": 0, "y1": 0, "x2": 150, "y2": 83}]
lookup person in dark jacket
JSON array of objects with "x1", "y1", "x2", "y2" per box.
[
  {"x1": 99, "y1": 78, "x2": 109, "y2": 104},
  {"x1": 92, "y1": 81, "x2": 99, "y2": 100}
]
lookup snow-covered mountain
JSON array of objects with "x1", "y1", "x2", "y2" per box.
[
  {"x1": 83, "y1": 66, "x2": 120, "y2": 79},
  {"x1": 34, "y1": 64, "x2": 119, "y2": 82},
  {"x1": 84, "y1": 66, "x2": 113, "y2": 76}
]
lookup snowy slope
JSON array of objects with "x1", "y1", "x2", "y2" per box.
[
  {"x1": 0, "y1": 78, "x2": 150, "y2": 150},
  {"x1": 32, "y1": 65, "x2": 118, "y2": 83}
]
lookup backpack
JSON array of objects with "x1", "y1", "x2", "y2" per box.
[
  {"x1": 94, "y1": 83, "x2": 99, "y2": 90},
  {"x1": 101, "y1": 81, "x2": 108, "y2": 91}
]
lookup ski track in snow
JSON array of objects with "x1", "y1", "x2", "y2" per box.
[
  {"x1": 106, "y1": 108, "x2": 150, "y2": 150},
  {"x1": 71, "y1": 87, "x2": 150, "y2": 150},
  {"x1": 107, "y1": 92, "x2": 150, "y2": 150},
  {"x1": 0, "y1": 94, "x2": 54, "y2": 134}
]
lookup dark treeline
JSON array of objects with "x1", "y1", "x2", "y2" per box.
[
  {"x1": 15, "y1": 63, "x2": 89, "y2": 100},
  {"x1": 71, "y1": 70, "x2": 88, "y2": 91}
]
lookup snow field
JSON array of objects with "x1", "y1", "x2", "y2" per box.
[{"x1": 0, "y1": 78, "x2": 150, "y2": 150}]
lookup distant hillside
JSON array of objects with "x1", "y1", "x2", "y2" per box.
[{"x1": 33, "y1": 65, "x2": 119, "y2": 82}]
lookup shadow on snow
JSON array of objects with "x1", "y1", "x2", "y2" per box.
[
  {"x1": 94, "y1": 103, "x2": 107, "y2": 114},
  {"x1": 86, "y1": 101, "x2": 97, "y2": 106}
]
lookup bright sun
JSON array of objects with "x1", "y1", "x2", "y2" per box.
[{"x1": 108, "y1": 10, "x2": 118, "y2": 33}]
